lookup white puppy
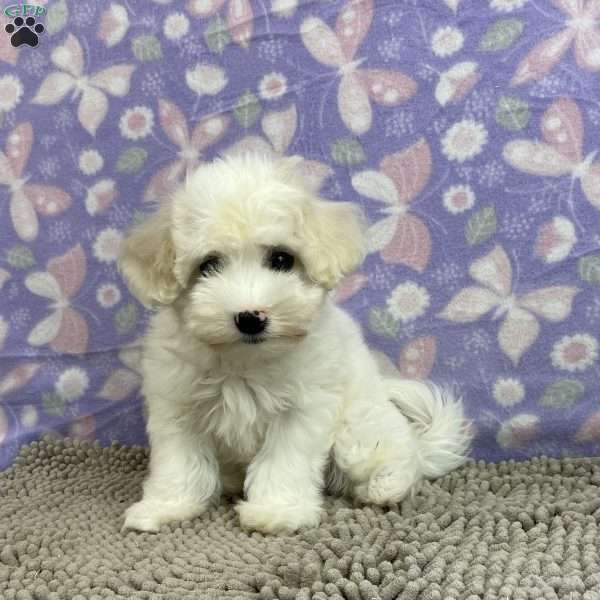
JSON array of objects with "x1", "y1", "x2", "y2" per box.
[{"x1": 119, "y1": 154, "x2": 471, "y2": 534}]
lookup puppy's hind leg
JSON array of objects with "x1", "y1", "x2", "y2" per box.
[{"x1": 332, "y1": 382, "x2": 421, "y2": 505}]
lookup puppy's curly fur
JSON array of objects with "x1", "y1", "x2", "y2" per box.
[{"x1": 119, "y1": 154, "x2": 471, "y2": 534}]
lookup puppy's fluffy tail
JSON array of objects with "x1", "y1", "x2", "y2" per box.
[{"x1": 387, "y1": 379, "x2": 472, "y2": 479}]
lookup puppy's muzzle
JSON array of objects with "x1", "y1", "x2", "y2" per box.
[{"x1": 234, "y1": 311, "x2": 268, "y2": 336}]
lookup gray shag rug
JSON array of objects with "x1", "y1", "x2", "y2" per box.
[{"x1": 2, "y1": 440, "x2": 600, "y2": 600}]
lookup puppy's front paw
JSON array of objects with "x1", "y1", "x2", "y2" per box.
[
  {"x1": 122, "y1": 500, "x2": 162, "y2": 532},
  {"x1": 122, "y1": 498, "x2": 207, "y2": 533},
  {"x1": 236, "y1": 500, "x2": 321, "y2": 534}
]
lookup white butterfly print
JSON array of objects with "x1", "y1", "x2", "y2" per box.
[
  {"x1": 25, "y1": 244, "x2": 89, "y2": 356},
  {"x1": 512, "y1": 0, "x2": 600, "y2": 85},
  {"x1": 503, "y1": 97, "x2": 600, "y2": 214},
  {"x1": 444, "y1": 0, "x2": 461, "y2": 10},
  {"x1": 187, "y1": 0, "x2": 254, "y2": 47},
  {"x1": 371, "y1": 335, "x2": 437, "y2": 380},
  {"x1": 0, "y1": 315, "x2": 7, "y2": 352},
  {"x1": 0, "y1": 362, "x2": 40, "y2": 445},
  {"x1": 0, "y1": 364, "x2": 40, "y2": 397},
  {"x1": 0, "y1": 122, "x2": 71, "y2": 242},
  {"x1": 144, "y1": 99, "x2": 231, "y2": 202},
  {"x1": 439, "y1": 245, "x2": 579, "y2": 365},
  {"x1": 97, "y1": 3, "x2": 130, "y2": 48},
  {"x1": 300, "y1": 0, "x2": 417, "y2": 135},
  {"x1": 32, "y1": 34, "x2": 135, "y2": 136},
  {"x1": 84, "y1": 179, "x2": 118, "y2": 216},
  {"x1": 272, "y1": 0, "x2": 298, "y2": 17},
  {"x1": 98, "y1": 340, "x2": 143, "y2": 402},
  {"x1": 225, "y1": 104, "x2": 333, "y2": 192},
  {"x1": 351, "y1": 139, "x2": 433, "y2": 272}
]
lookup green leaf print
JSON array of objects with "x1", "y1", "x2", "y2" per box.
[
  {"x1": 115, "y1": 303, "x2": 138, "y2": 335},
  {"x1": 6, "y1": 246, "x2": 35, "y2": 269},
  {"x1": 479, "y1": 19, "x2": 524, "y2": 52},
  {"x1": 539, "y1": 380, "x2": 585, "y2": 408},
  {"x1": 368, "y1": 308, "x2": 400, "y2": 338},
  {"x1": 204, "y1": 17, "x2": 231, "y2": 55},
  {"x1": 42, "y1": 392, "x2": 65, "y2": 417},
  {"x1": 331, "y1": 139, "x2": 366, "y2": 166},
  {"x1": 495, "y1": 96, "x2": 530, "y2": 131},
  {"x1": 234, "y1": 91, "x2": 262, "y2": 128},
  {"x1": 578, "y1": 255, "x2": 600, "y2": 284},
  {"x1": 132, "y1": 35, "x2": 163, "y2": 61},
  {"x1": 116, "y1": 147, "x2": 148, "y2": 174},
  {"x1": 465, "y1": 206, "x2": 497, "y2": 246}
]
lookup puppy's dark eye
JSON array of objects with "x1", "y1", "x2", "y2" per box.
[
  {"x1": 198, "y1": 256, "x2": 223, "y2": 277},
  {"x1": 268, "y1": 249, "x2": 294, "y2": 272}
]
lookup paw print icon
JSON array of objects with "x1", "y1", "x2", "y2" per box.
[{"x1": 5, "y1": 16, "x2": 45, "y2": 48}]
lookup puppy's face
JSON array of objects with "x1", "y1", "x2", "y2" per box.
[
  {"x1": 173, "y1": 202, "x2": 326, "y2": 350},
  {"x1": 119, "y1": 155, "x2": 365, "y2": 354}
]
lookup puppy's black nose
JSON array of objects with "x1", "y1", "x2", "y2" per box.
[{"x1": 234, "y1": 311, "x2": 267, "y2": 335}]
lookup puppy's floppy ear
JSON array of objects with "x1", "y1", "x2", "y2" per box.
[
  {"x1": 118, "y1": 203, "x2": 182, "y2": 307},
  {"x1": 299, "y1": 198, "x2": 366, "y2": 289}
]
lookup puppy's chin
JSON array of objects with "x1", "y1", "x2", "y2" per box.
[{"x1": 203, "y1": 329, "x2": 308, "y2": 353}]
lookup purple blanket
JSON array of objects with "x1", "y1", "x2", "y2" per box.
[{"x1": 1, "y1": 0, "x2": 600, "y2": 468}]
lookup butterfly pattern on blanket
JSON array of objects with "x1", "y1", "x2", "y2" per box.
[{"x1": 1, "y1": 0, "x2": 600, "y2": 468}]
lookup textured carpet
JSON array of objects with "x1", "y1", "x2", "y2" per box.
[{"x1": 2, "y1": 440, "x2": 600, "y2": 600}]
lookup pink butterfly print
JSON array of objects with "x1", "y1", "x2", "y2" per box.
[
  {"x1": 435, "y1": 62, "x2": 481, "y2": 107},
  {"x1": 497, "y1": 414, "x2": 540, "y2": 450},
  {"x1": 398, "y1": 336, "x2": 437, "y2": 379},
  {"x1": 98, "y1": 341, "x2": 142, "y2": 402},
  {"x1": 439, "y1": 245, "x2": 579, "y2": 365},
  {"x1": 0, "y1": 363, "x2": 40, "y2": 397},
  {"x1": 576, "y1": 411, "x2": 600, "y2": 442},
  {"x1": 0, "y1": 269, "x2": 10, "y2": 292},
  {"x1": 0, "y1": 14, "x2": 19, "y2": 65},
  {"x1": 0, "y1": 316, "x2": 7, "y2": 351},
  {"x1": 69, "y1": 414, "x2": 96, "y2": 441},
  {"x1": 351, "y1": 138, "x2": 433, "y2": 272},
  {"x1": 85, "y1": 179, "x2": 118, "y2": 216},
  {"x1": 371, "y1": 350, "x2": 401, "y2": 379},
  {"x1": 31, "y1": 34, "x2": 135, "y2": 136},
  {"x1": 503, "y1": 98, "x2": 600, "y2": 212},
  {"x1": 226, "y1": 104, "x2": 333, "y2": 191},
  {"x1": 332, "y1": 273, "x2": 368, "y2": 304},
  {"x1": 0, "y1": 123, "x2": 71, "y2": 242},
  {"x1": 300, "y1": 0, "x2": 417, "y2": 135},
  {"x1": 534, "y1": 216, "x2": 577, "y2": 263},
  {"x1": 99, "y1": 368, "x2": 140, "y2": 401},
  {"x1": 0, "y1": 405, "x2": 7, "y2": 445},
  {"x1": 187, "y1": 0, "x2": 254, "y2": 47},
  {"x1": 97, "y1": 3, "x2": 129, "y2": 48},
  {"x1": 512, "y1": 0, "x2": 600, "y2": 85},
  {"x1": 370, "y1": 337, "x2": 436, "y2": 380},
  {"x1": 0, "y1": 361, "x2": 40, "y2": 443},
  {"x1": 144, "y1": 99, "x2": 231, "y2": 202},
  {"x1": 25, "y1": 244, "x2": 89, "y2": 355}
]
